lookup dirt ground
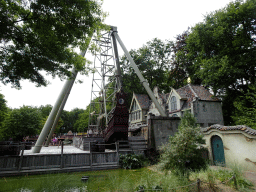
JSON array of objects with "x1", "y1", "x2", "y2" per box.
[{"x1": 244, "y1": 171, "x2": 256, "y2": 191}]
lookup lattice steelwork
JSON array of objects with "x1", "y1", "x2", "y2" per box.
[{"x1": 88, "y1": 30, "x2": 119, "y2": 136}]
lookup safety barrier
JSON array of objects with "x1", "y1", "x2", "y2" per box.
[{"x1": 0, "y1": 142, "x2": 119, "y2": 176}]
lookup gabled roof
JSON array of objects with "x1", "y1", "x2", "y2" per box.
[
  {"x1": 167, "y1": 84, "x2": 220, "y2": 111},
  {"x1": 134, "y1": 93, "x2": 150, "y2": 110},
  {"x1": 176, "y1": 84, "x2": 219, "y2": 101}
]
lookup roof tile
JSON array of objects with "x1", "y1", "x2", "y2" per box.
[{"x1": 134, "y1": 93, "x2": 150, "y2": 109}]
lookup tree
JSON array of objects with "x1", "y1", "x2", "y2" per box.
[
  {"x1": 38, "y1": 104, "x2": 53, "y2": 118},
  {"x1": 166, "y1": 29, "x2": 191, "y2": 89},
  {"x1": 59, "y1": 109, "x2": 71, "y2": 133},
  {"x1": 74, "y1": 109, "x2": 89, "y2": 133},
  {"x1": 40, "y1": 115, "x2": 64, "y2": 134},
  {"x1": 68, "y1": 108, "x2": 85, "y2": 133},
  {"x1": 120, "y1": 38, "x2": 173, "y2": 104},
  {"x1": 1, "y1": 105, "x2": 42, "y2": 141},
  {"x1": 0, "y1": 93, "x2": 8, "y2": 127},
  {"x1": 0, "y1": 0, "x2": 107, "y2": 88},
  {"x1": 159, "y1": 112, "x2": 208, "y2": 178},
  {"x1": 174, "y1": 0, "x2": 256, "y2": 125},
  {"x1": 232, "y1": 85, "x2": 256, "y2": 129},
  {"x1": 186, "y1": 0, "x2": 256, "y2": 94}
]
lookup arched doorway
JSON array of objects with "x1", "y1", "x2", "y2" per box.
[{"x1": 211, "y1": 135, "x2": 225, "y2": 166}]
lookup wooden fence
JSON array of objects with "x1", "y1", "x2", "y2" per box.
[{"x1": 0, "y1": 142, "x2": 119, "y2": 176}]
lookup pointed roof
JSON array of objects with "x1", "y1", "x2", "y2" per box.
[
  {"x1": 176, "y1": 84, "x2": 220, "y2": 101},
  {"x1": 134, "y1": 93, "x2": 150, "y2": 110}
]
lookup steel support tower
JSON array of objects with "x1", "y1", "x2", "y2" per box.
[{"x1": 88, "y1": 30, "x2": 121, "y2": 136}]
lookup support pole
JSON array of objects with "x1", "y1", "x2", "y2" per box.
[
  {"x1": 112, "y1": 30, "x2": 166, "y2": 117},
  {"x1": 111, "y1": 26, "x2": 122, "y2": 89},
  {"x1": 32, "y1": 51, "x2": 87, "y2": 153},
  {"x1": 45, "y1": 82, "x2": 72, "y2": 147}
]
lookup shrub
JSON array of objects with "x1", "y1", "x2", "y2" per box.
[
  {"x1": 159, "y1": 112, "x2": 208, "y2": 178},
  {"x1": 119, "y1": 153, "x2": 148, "y2": 169}
]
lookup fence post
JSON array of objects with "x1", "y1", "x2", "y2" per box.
[
  {"x1": 89, "y1": 142, "x2": 93, "y2": 169},
  {"x1": 60, "y1": 141, "x2": 64, "y2": 169},
  {"x1": 18, "y1": 144, "x2": 25, "y2": 171},
  {"x1": 197, "y1": 178, "x2": 201, "y2": 192},
  {"x1": 115, "y1": 141, "x2": 119, "y2": 165},
  {"x1": 233, "y1": 174, "x2": 238, "y2": 190}
]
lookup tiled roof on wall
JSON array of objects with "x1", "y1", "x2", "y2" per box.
[
  {"x1": 134, "y1": 93, "x2": 150, "y2": 109},
  {"x1": 201, "y1": 124, "x2": 256, "y2": 136}
]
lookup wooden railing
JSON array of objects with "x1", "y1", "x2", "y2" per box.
[{"x1": 0, "y1": 142, "x2": 119, "y2": 173}]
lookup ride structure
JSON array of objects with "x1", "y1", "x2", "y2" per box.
[{"x1": 32, "y1": 26, "x2": 166, "y2": 153}]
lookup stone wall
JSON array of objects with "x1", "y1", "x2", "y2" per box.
[{"x1": 148, "y1": 114, "x2": 180, "y2": 150}]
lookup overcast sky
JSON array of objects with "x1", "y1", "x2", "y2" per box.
[{"x1": 1, "y1": 0, "x2": 233, "y2": 111}]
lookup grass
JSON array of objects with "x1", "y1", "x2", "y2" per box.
[
  {"x1": 0, "y1": 165, "x2": 254, "y2": 191},
  {"x1": 190, "y1": 165, "x2": 254, "y2": 192},
  {"x1": 0, "y1": 168, "x2": 196, "y2": 192}
]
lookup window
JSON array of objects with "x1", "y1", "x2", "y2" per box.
[
  {"x1": 171, "y1": 96, "x2": 177, "y2": 111},
  {"x1": 132, "y1": 101, "x2": 137, "y2": 112},
  {"x1": 203, "y1": 104, "x2": 207, "y2": 112}
]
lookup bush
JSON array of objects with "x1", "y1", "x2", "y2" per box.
[
  {"x1": 159, "y1": 112, "x2": 208, "y2": 178},
  {"x1": 119, "y1": 153, "x2": 148, "y2": 169}
]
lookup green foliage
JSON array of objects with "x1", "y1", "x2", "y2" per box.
[
  {"x1": 2, "y1": 167, "x2": 252, "y2": 192},
  {"x1": 119, "y1": 153, "x2": 148, "y2": 169},
  {"x1": 232, "y1": 85, "x2": 256, "y2": 129},
  {"x1": 173, "y1": 0, "x2": 256, "y2": 125},
  {"x1": 183, "y1": 0, "x2": 256, "y2": 92},
  {"x1": 38, "y1": 104, "x2": 53, "y2": 119},
  {"x1": 191, "y1": 165, "x2": 254, "y2": 191},
  {"x1": 74, "y1": 109, "x2": 89, "y2": 132},
  {"x1": 0, "y1": 0, "x2": 107, "y2": 88},
  {"x1": 66, "y1": 108, "x2": 85, "y2": 133},
  {"x1": 1, "y1": 105, "x2": 42, "y2": 141},
  {"x1": 120, "y1": 38, "x2": 174, "y2": 104},
  {"x1": 159, "y1": 112, "x2": 208, "y2": 177},
  {"x1": 135, "y1": 184, "x2": 163, "y2": 192},
  {"x1": 0, "y1": 93, "x2": 8, "y2": 127},
  {"x1": 59, "y1": 109, "x2": 71, "y2": 133},
  {"x1": 40, "y1": 116, "x2": 64, "y2": 134}
]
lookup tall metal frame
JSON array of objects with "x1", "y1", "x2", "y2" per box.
[{"x1": 88, "y1": 30, "x2": 120, "y2": 135}]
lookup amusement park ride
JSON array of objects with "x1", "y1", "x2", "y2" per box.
[{"x1": 32, "y1": 26, "x2": 166, "y2": 153}]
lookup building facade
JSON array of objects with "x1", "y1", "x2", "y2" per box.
[{"x1": 167, "y1": 84, "x2": 224, "y2": 127}]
